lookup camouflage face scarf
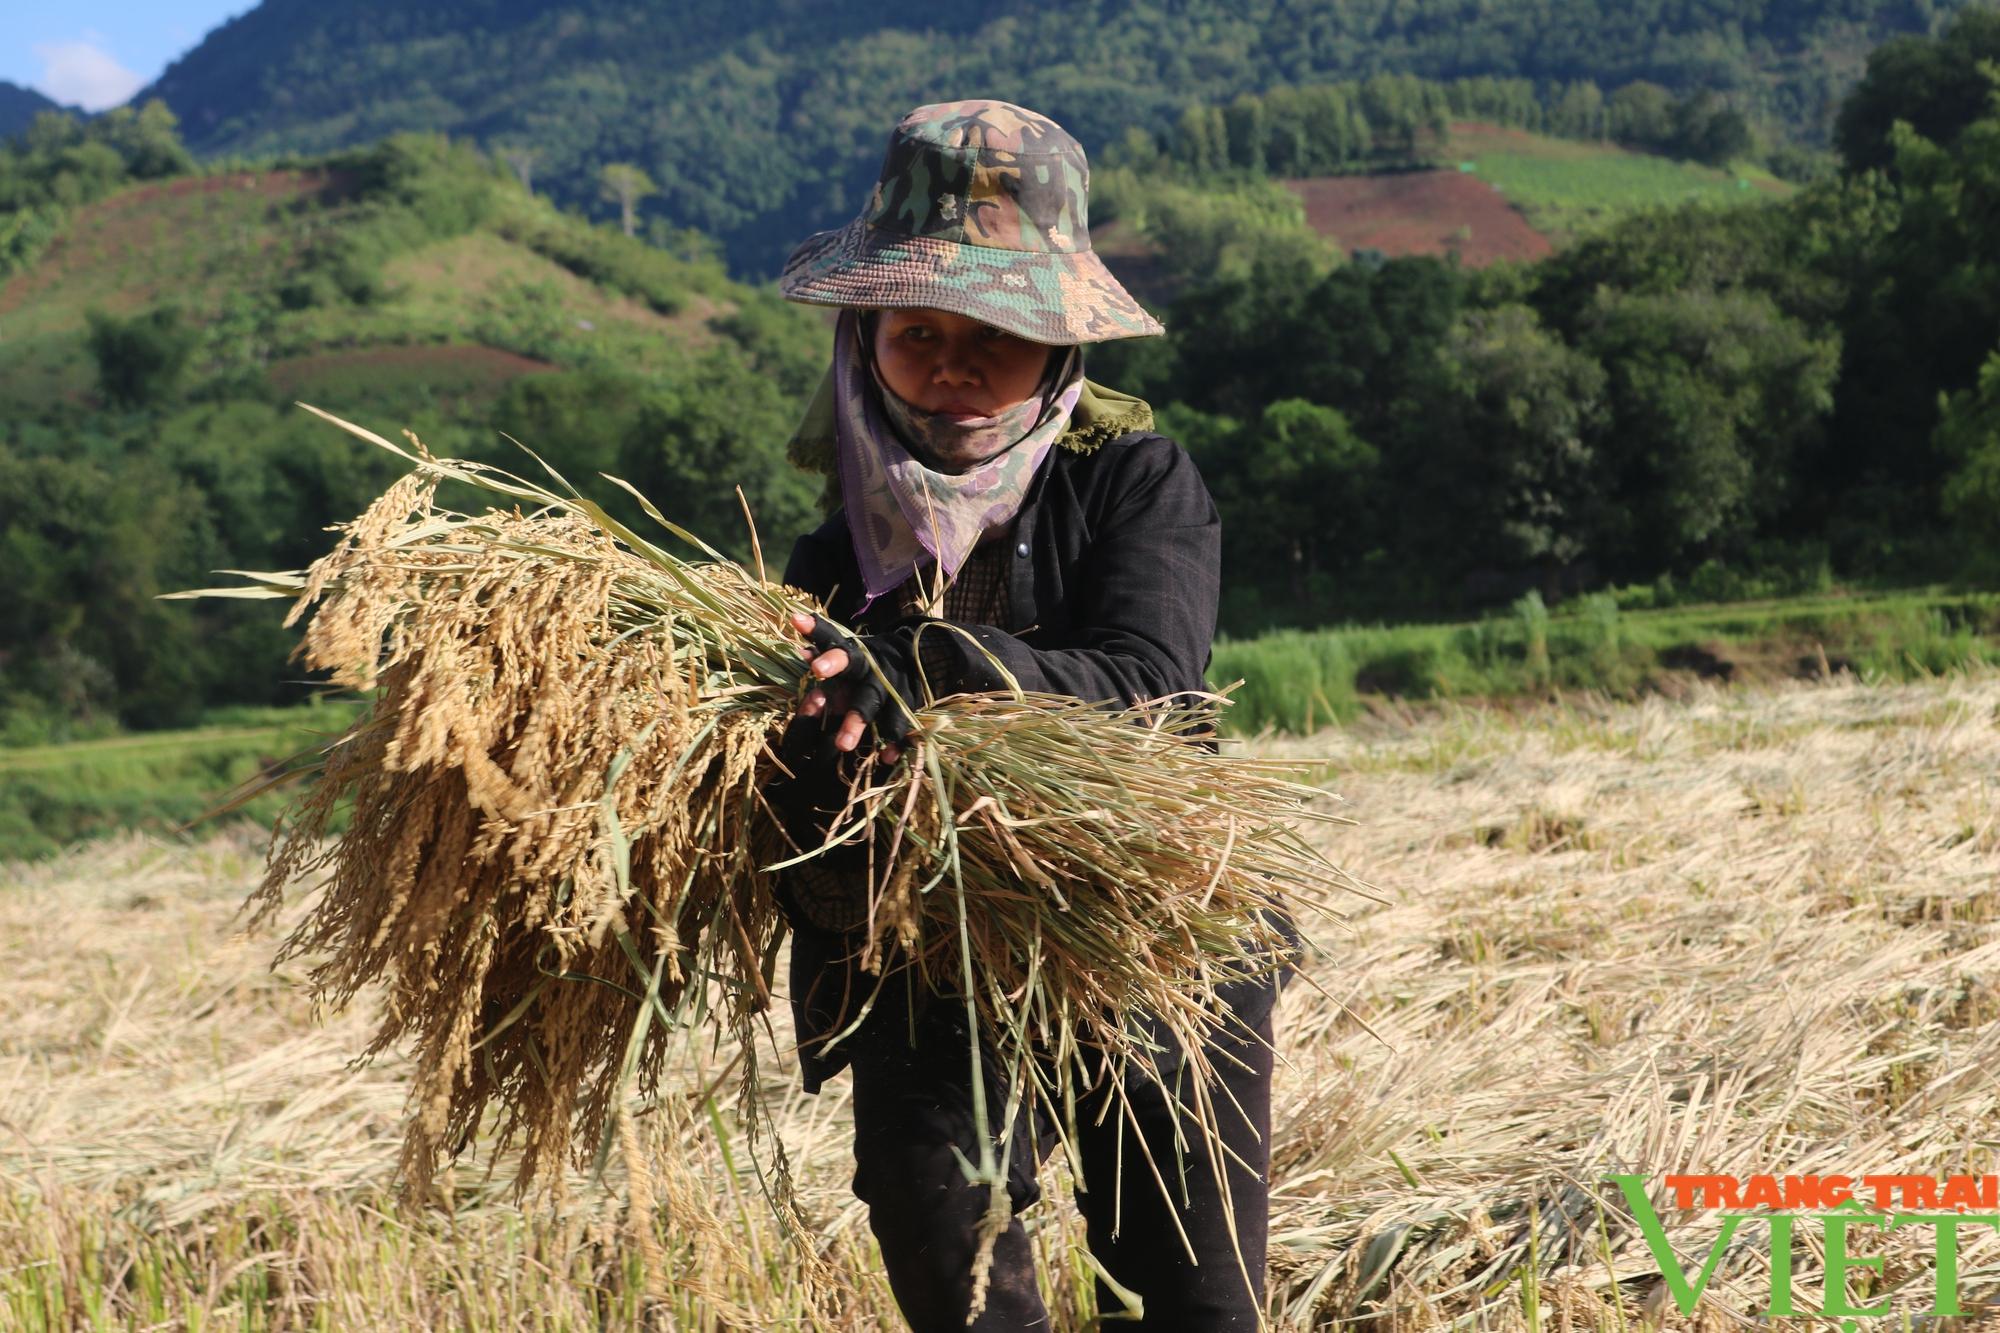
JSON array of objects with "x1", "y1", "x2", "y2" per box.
[{"x1": 834, "y1": 309, "x2": 1084, "y2": 608}]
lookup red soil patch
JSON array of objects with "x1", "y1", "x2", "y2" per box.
[
  {"x1": 113, "y1": 168, "x2": 350, "y2": 210},
  {"x1": 266, "y1": 344, "x2": 558, "y2": 395},
  {"x1": 1283, "y1": 171, "x2": 1554, "y2": 267}
]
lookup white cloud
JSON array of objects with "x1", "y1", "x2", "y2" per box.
[{"x1": 33, "y1": 37, "x2": 144, "y2": 112}]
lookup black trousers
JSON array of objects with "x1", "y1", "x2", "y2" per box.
[{"x1": 839, "y1": 977, "x2": 1276, "y2": 1332}]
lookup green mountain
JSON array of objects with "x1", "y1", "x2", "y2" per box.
[
  {"x1": 134, "y1": 0, "x2": 1977, "y2": 273},
  {"x1": 0, "y1": 81, "x2": 63, "y2": 139}
]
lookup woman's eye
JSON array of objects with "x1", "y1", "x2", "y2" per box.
[{"x1": 981, "y1": 328, "x2": 1031, "y2": 352}]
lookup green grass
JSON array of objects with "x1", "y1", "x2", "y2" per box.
[
  {"x1": 1462, "y1": 149, "x2": 1784, "y2": 242},
  {"x1": 1426, "y1": 122, "x2": 1791, "y2": 243},
  {"x1": 1211, "y1": 587, "x2": 2000, "y2": 735},
  {"x1": 0, "y1": 697, "x2": 361, "y2": 860}
]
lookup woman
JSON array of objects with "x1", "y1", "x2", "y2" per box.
[{"x1": 765, "y1": 99, "x2": 1291, "y2": 1331}]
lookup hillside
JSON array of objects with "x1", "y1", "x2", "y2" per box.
[
  {"x1": 1276, "y1": 120, "x2": 1796, "y2": 266},
  {"x1": 0, "y1": 81, "x2": 63, "y2": 139},
  {"x1": 130, "y1": 0, "x2": 1975, "y2": 273},
  {"x1": 0, "y1": 162, "x2": 745, "y2": 420},
  {"x1": 0, "y1": 123, "x2": 838, "y2": 425}
]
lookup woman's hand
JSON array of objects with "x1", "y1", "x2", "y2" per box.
[{"x1": 789, "y1": 610, "x2": 909, "y2": 764}]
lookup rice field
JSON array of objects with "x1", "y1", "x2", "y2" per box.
[
  {"x1": 4, "y1": 670, "x2": 1998, "y2": 1329},
  {"x1": 1439, "y1": 123, "x2": 1791, "y2": 246}
]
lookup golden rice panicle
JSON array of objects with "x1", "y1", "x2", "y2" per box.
[
  {"x1": 283, "y1": 470, "x2": 441, "y2": 688},
  {"x1": 253, "y1": 477, "x2": 768, "y2": 1192}
]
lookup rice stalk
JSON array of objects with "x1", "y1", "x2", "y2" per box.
[{"x1": 169, "y1": 404, "x2": 1365, "y2": 1307}]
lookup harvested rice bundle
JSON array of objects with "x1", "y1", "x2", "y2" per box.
[{"x1": 180, "y1": 406, "x2": 1361, "y2": 1222}]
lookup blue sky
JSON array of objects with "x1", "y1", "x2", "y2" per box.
[{"x1": 4, "y1": 1, "x2": 251, "y2": 110}]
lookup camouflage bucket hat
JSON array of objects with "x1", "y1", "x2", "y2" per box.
[{"x1": 779, "y1": 99, "x2": 1164, "y2": 344}]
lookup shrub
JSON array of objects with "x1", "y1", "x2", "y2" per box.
[
  {"x1": 85, "y1": 305, "x2": 196, "y2": 407},
  {"x1": 1513, "y1": 590, "x2": 1551, "y2": 685},
  {"x1": 1355, "y1": 639, "x2": 1451, "y2": 698},
  {"x1": 1210, "y1": 631, "x2": 1358, "y2": 734}
]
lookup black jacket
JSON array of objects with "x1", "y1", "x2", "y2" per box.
[
  {"x1": 779, "y1": 429, "x2": 1290, "y2": 1092},
  {"x1": 784, "y1": 428, "x2": 1220, "y2": 699}
]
